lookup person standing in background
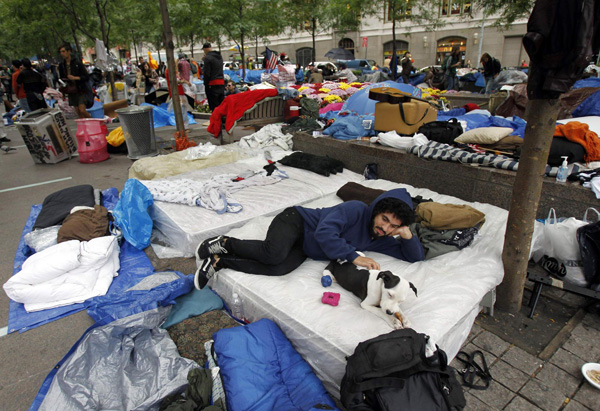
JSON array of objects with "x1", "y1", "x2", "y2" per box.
[
  {"x1": 480, "y1": 53, "x2": 502, "y2": 94},
  {"x1": 0, "y1": 66, "x2": 13, "y2": 102},
  {"x1": 177, "y1": 53, "x2": 191, "y2": 83},
  {"x1": 57, "y1": 44, "x2": 90, "y2": 118},
  {"x1": 12, "y1": 60, "x2": 29, "y2": 112},
  {"x1": 400, "y1": 51, "x2": 414, "y2": 84},
  {"x1": 295, "y1": 63, "x2": 304, "y2": 85},
  {"x1": 17, "y1": 58, "x2": 48, "y2": 112},
  {"x1": 202, "y1": 43, "x2": 225, "y2": 111},
  {"x1": 444, "y1": 45, "x2": 462, "y2": 91}
]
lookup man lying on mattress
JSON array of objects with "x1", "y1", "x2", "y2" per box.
[{"x1": 193, "y1": 189, "x2": 425, "y2": 289}]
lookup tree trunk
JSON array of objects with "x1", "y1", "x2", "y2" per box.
[
  {"x1": 132, "y1": 30, "x2": 138, "y2": 62},
  {"x1": 72, "y1": 27, "x2": 82, "y2": 58},
  {"x1": 190, "y1": 33, "x2": 194, "y2": 58},
  {"x1": 496, "y1": 98, "x2": 561, "y2": 313},
  {"x1": 158, "y1": 0, "x2": 184, "y2": 134},
  {"x1": 96, "y1": 0, "x2": 117, "y2": 101}
]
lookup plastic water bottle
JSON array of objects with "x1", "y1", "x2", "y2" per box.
[{"x1": 231, "y1": 293, "x2": 244, "y2": 320}]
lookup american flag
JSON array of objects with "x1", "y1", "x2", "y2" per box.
[{"x1": 265, "y1": 47, "x2": 278, "y2": 70}]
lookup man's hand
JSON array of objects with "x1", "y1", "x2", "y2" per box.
[
  {"x1": 67, "y1": 74, "x2": 78, "y2": 81},
  {"x1": 353, "y1": 256, "x2": 380, "y2": 270},
  {"x1": 392, "y1": 225, "x2": 413, "y2": 240}
]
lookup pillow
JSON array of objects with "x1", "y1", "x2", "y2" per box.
[
  {"x1": 161, "y1": 286, "x2": 224, "y2": 329},
  {"x1": 454, "y1": 127, "x2": 514, "y2": 144}
]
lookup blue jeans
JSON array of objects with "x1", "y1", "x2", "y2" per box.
[
  {"x1": 18, "y1": 98, "x2": 31, "y2": 113},
  {"x1": 446, "y1": 74, "x2": 459, "y2": 90},
  {"x1": 484, "y1": 76, "x2": 498, "y2": 94}
]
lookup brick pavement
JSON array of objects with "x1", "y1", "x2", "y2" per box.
[{"x1": 452, "y1": 314, "x2": 600, "y2": 410}]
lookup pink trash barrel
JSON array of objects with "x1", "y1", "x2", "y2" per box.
[{"x1": 74, "y1": 119, "x2": 109, "y2": 163}]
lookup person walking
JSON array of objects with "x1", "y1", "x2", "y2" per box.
[
  {"x1": 444, "y1": 45, "x2": 462, "y2": 90},
  {"x1": 177, "y1": 53, "x2": 191, "y2": 83},
  {"x1": 400, "y1": 51, "x2": 414, "y2": 84},
  {"x1": 16, "y1": 58, "x2": 48, "y2": 112},
  {"x1": 480, "y1": 53, "x2": 502, "y2": 94},
  {"x1": 202, "y1": 43, "x2": 225, "y2": 111},
  {"x1": 12, "y1": 60, "x2": 29, "y2": 112},
  {"x1": 193, "y1": 189, "x2": 425, "y2": 289},
  {"x1": 58, "y1": 44, "x2": 90, "y2": 118}
]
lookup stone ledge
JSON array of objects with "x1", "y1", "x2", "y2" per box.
[{"x1": 292, "y1": 133, "x2": 598, "y2": 219}]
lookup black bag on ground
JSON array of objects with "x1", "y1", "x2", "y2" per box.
[
  {"x1": 340, "y1": 328, "x2": 465, "y2": 411},
  {"x1": 577, "y1": 220, "x2": 600, "y2": 288},
  {"x1": 418, "y1": 118, "x2": 463, "y2": 144}
]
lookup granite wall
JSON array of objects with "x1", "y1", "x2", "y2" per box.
[{"x1": 293, "y1": 133, "x2": 599, "y2": 220}]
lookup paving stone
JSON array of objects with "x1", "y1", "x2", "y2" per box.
[
  {"x1": 563, "y1": 324, "x2": 600, "y2": 362},
  {"x1": 535, "y1": 363, "x2": 580, "y2": 398},
  {"x1": 563, "y1": 399, "x2": 593, "y2": 411},
  {"x1": 549, "y1": 348, "x2": 586, "y2": 378},
  {"x1": 472, "y1": 331, "x2": 511, "y2": 357},
  {"x1": 581, "y1": 312, "x2": 600, "y2": 332},
  {"x1": 573, "y1": 380, "x2": 600, "y2": 410},
  {"x1": 520, "y1": 379, "x2": 569, "y2": 411},
  {"x1": 468, "y1": 322, "x2": 483, "y2": 343},
  {"x1": 464, "y1": 391, "x2": 498, "y2": 411},
  {"x1": 469, "y1": 380, "x2": 514, "y2": 410},
  {"x1": 559, "y1": 292, "x2": 590, "y2": 307},
  {"x1": 503, "y1": 395, "x2": 543, "y2": 411},
  {"x1": 490, "y1": 360, "x2": 529, "y2": 392},
  {"x1": 501, "y1": 346, "x2": 544, "y2": 376},
  {"x1": 463, "y1": 342, "x2": 497, "y2": 367}
]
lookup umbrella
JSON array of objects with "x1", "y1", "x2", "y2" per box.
[{"x1": 324, "y1": 48, "x2": 354, "y2": 61}]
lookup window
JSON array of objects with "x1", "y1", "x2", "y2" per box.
[
  {"x1": 295, "y1": 47, "x2": 313, "y2": 69},
  {"x1": 440, "y1": 0, "x2": 471, "y2": 17},
  {"x1": 338, "y1": 38, "x2": 355, "y2": 58},
  {"x1": 383, "y1": 40, "x2": 409, "y2": 61},
  {"x1": 386, "y1": 0, "x2": 412, "y2": 21}
]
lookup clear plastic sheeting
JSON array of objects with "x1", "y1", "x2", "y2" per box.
[
  {"x1": 36, "y1": 307, "x2": 199, "y2": 411},
  {"x1": 211, "y1": 179, "x2": 507, "y2": 397},
  {"x1": 24, "y1": 225, "x2": 60, "y2": 252}
]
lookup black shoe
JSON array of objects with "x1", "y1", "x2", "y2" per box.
[
  {"x1": 196, "y1": 235, "x2": 228, "y2": 260},
  {"x1": 194, "y1": 256, "x2": 219, "y2": 290},
  {"x1": 0, "y1": 137, "x2": 10, "y2": 143}
]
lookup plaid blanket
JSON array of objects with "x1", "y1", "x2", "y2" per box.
[{"x1": 407, "y1": 141, "x2": 582, "y2": 177}]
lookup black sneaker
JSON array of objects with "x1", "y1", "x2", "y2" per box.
[
  {"x1": 194, "y1": 256, "x2": 219, "y2": 290},
  {"x1": 196, "y1": 235, "x2": 228, "y2": 260},
  {"x1": 0, "y1": 137, "x2": 10, "y2": 143}
]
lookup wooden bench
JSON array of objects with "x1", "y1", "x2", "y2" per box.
[{"x1": 218, "y1": 95, "x2": 285, "y2": 144}]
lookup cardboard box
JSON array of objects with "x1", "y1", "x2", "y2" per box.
[
  {"x1": 16, "y1": 108, "x2": 77, "y2": 164},
  {"x1": 374, "y1": 100, "x2": 437, "y2": 135}
]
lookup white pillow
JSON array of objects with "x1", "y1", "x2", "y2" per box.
[{"x1": 454, "y1": 127, "x2": 514, "y2": 144}]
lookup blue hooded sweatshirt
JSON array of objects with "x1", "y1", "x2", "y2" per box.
[{"x1": 295, "y1": 188, "x2": 425, "y2": 263}]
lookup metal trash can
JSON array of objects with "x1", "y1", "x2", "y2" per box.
[{"x1": 115, "y1": 105, "x2": 157, "y2": 160}]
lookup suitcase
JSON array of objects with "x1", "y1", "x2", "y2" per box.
[{"x1": 374, "y1": 98, "x2": 437, "y2": 135}]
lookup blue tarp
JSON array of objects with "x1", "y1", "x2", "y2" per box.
[
  {"x1": 409, "y1": 73, "x2": 425, "y2": 86},
  {"x1": 572, "y1": 89, "x2": 600, "y2": 117},
  {"x1": 475, "y1": 72, "x2": 486, "y2": 87},
  {"x1": 323, "y1": 112, "x2": 376, "y2": 140},
  {"x1": 573, "y1": 77, "x2": 600, "y2": 89},
  {"x1": 223, "y1": 69, "x2": 241, "y2": 83},
  {"x1": 437, "y1": 112, "x2": 528, "y2": 138},
  {"x1": 243, "y1": 68, "x2": 279, "y2": 84},
  {"x1": 140, "y1": 102, "x2": 197, "y2": 128},
  {"x1": 7, "y1": 188, "x2": 161, "y2": 334}
]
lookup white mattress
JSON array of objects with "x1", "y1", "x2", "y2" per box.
[
  {"x1": 210, "y1": 179, "x2": 507, "y2": 397},
  {"x1": 150, "y1": 155, "x2": 365, "y2": 257}
]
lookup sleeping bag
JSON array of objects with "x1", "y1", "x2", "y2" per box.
[{"x1": 213, "y1": 318, "x2": 337, "y2": 410}]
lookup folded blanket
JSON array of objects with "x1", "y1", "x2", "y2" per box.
[
  {"x1": 336, "y1": 182, "x2": 385, "y2": 205},
  {"x1": 554, "y1": 121, "x2": 600, "y2": 162},
  {"x1": 416, "y1": 202, "x2": 486, "y2": 231},
  {"x1": 207, "y1": 89, "x2": 279, "y2": 137}
]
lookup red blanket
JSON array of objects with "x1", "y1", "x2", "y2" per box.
[{"x1": 207, "y1": 88, "x2": 279, "y2": 137}]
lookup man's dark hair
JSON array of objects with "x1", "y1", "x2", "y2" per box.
[
  {"x1": 58, "y1": 43, "x2": 72, "y2": 53},
  {"x1": 21, "y1": 58, "x2": 32, "y2": 69},
  {"x1": 12, "y1": 59, "x2": 21, "y2": 68},
  {"x1": 371, "y1": 197, "x2": 415, "y2": 227}
]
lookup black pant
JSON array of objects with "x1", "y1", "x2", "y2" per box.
[
  {"x1": 206, "y1": 84, "x2": 225, "y2": 111},
  {"x1": 218, "y1": 207, "x2": 306, "y2": 276}
]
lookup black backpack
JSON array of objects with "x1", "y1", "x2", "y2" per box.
[
  {"x1": 418, "y1": 118, "x2": 463, "y2": 145},
  {"x1": 340, "y1": 328, "x2": 465, "y2": 411}
]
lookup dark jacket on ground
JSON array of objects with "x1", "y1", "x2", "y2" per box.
[
  {"x1": 203, "y1": 51, "x2": 224, "y2": 86},
  {"x1": 295, "y1": 189, "x2": 425, "y2": 263},
  {"x1": 482, "y1": 57, "x2": 501, "y2": 78}
]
